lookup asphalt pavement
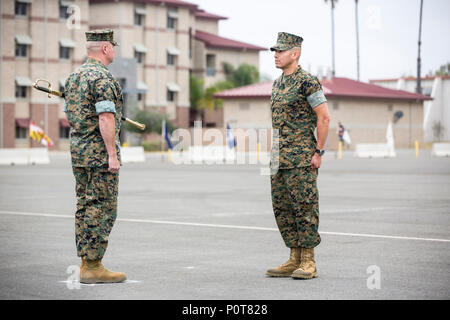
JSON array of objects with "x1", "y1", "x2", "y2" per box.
[{"x1": 0, "y1": 150, "x2": 449, "y2": 300}]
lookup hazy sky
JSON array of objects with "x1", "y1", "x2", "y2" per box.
[{"x1": 192, "y1": 0, "x2": 450, "y2": 82}]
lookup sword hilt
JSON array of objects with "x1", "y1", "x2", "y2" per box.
[
  {"x1": 32, "y1": 79, "x2": 145, "y2": 131},
  {"x1": 33, "y1": 79, "x2": 64, "y2": 98}
]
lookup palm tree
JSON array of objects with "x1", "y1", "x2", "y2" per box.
[
  {"x1": 324, "y1": 0, "x2": 338, "y2": 77},
  {"x1": 355, "y1": 0, "x2": 360, "y2": 81},
  {"x1": 416, "y1": 0, "x2": 424, "y2": 94}
]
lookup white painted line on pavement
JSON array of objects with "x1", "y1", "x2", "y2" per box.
[
  {"x1": 1, "y1": 210, "x2": 449, "y2": 243},
  {"x1": 59, "y1": 280, "x2": 141, "y2": 287}
]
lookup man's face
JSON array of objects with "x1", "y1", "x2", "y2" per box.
[{"x1": 274, "y1": 48, "x2": 297, "y2": 69}]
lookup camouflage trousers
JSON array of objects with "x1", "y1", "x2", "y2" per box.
[
  {"x1": 271, "y1": 166, "x2": 321, "y2": 248},
  {"x1": 72, "y1": 166, "x2": 119, "y2": 261}
]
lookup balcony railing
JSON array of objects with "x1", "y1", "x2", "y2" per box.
[{"x1": 206, "y1": 67, "x2": 216, "y2": 77}]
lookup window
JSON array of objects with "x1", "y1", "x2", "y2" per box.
[
  {"x1": 15, "y1": 43, "x2": 27, "y2": 57},
  {"x1": 332, "y1": 102, "x2": 339, "y2": 110},
  {"x1": 15, "y1": 1, "x2": 28, "y2": 16},
  {"x1": 134, "y1": 6, "x2": 146, "y2": 26},
  {"x1": 15, "y1": 125, "x2": 28, "y2": 139},
  {"x1": 167, "y1": 90, "x2": 175, "y2": 102},
  {"x1": 387, "y1": 104, "x2": 393, "y2": 111},
  {"x1": 137, "y1": 93, "x2": 143, "y2": 101},
  {"x1": 206, "y1": 54, "x2": 216, "y2": 76},
  {"x1": 134, "y1": 44, "x2": 147, "y2": 63},
  {"x1": 59, "y1": 46, "x2": 71, "y2": 60},
  {"x1": 167, "y1": 53, "x2": 175, "y2": 66},
  {"x1": 15, "y1": 85, "x2": 27, "y2": 98},
  {"x1": 134, "y1": 12, "x2": 143, "y2": 26},
  {"x1": 167, "y1": 17, "x2": 176, "y2": 29},
  {"x1": 135, "y1": 51, "x2": 144, "y2": 64},
  {"x1": 60, "y1": 124, "x2": 70, "y2": 139},
  {"x1": 167, "y1": 9, "x2": 178, "y2": 29},
  {"x1": 59, "y1": 3, "x2": 70, "y2": 19}
]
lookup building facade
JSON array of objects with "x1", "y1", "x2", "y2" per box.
[
  {"x1": 0, "y1": 0, "x2": 265, "y2": 149},
  {"x1": 89, "y1": 0, "x2": 265, "y2": 130},
  {"x1": 370, "y1": 76, "x2": 450, "y2": 143},
  {"x1": 214, "y1": 77, "x2": 431, "y2": 151},
  {"x1": 0, "y1": 0, "x2": 89, "y2": 149}
]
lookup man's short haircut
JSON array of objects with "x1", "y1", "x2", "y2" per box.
[
  {"x1": 290, "y1": 46, "x2": 301, "y2": 60},
  {"x1": 86, "y1": 41, "x2": 110, "y2": 53}
]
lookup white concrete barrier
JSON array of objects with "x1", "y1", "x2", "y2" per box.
[
  {"x1": 185, "y1": 146, "x2": 236, "y2": 164},
  {"x1": 120, "y1": 146, "x2": 145, "y2": 163},
  {"x1": 178, "y1": 147, "x2": 271, "y2": 165},
  {"x1": 29, "y1": 148, "x2": 50, "y2": 164},
  {"x1": 0, "y1": 148, "x2": 50, "y2": 165},
  {"x1": 354, "y1": 144, "x2": 396, "y2": 158},
  {"x1": 431, "y1": 143, "x2": 450, "y2": 157}
]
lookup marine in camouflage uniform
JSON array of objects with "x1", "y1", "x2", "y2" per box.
[
  {"x1": 266, "y1": 32, "x2": 330, "y2": 279},
  {"x1": 64, "y1": 30, "x2": 126, "y2": 283}
]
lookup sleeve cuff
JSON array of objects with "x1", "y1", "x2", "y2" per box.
[
  {"x1": 95, "y1": 100, "x2": 116, "y2": 114},
  {"x1": 307, "y1": 90, "x2": 327, "y2": 108}
]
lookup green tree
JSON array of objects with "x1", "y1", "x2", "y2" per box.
[
  {"x1": 427, "y1": 63, "x2": 450, "y2": 76},
  {"x1": 435, "y1": 63, "x2": 450, "y2": 76},
  {"x1": 232, "y1": 63, "x2": 260, "y2": 87},
  {"x1": 189, "y1": 76, "x2": 234, "y2": 111},
  {"x1": 222, "y1": 62, "x2": 260, "y2": 87},
  {"x1": 202, "y1": 80, "x2": 235, "y2": 110},
  {"x1": 222, "y1": 62, "x2": 236, "y2": 83},
  {"x1": 190, "y1": 75, "x2": 204, "y2": 111}
]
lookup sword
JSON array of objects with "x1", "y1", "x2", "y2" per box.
[{"x1": 32, "y1": 79, "x2": 146, "y2": 131}]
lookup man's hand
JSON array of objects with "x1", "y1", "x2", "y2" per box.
[
  {"x1": 108, "y1": 155, "x2": 120, "y2": 173},
  {"x1": 311, "y1": 153, "x2": 322, "y2": 169}
]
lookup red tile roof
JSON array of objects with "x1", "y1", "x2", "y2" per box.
[
  {"x1": 370, "y1": 75, "x2": 450, "y2": 82},
  {"x1": 214, "y1": 77, "x2": 432, "y2": 101},
  {"x1": 195, "y1": 30, "x2": 266, "y2": 51},
  {"x1": 214, "y1": 82, "x2": 273, "y2": 99},
  {"x1": 90, "y1": 0, "x2": 198, "y2": 10},
  {"x1": 146, "y1": 0, "x2": 198, "y2": 9},
  {"x1": 195, "y1": 9, "x2": 227, "y2": 20}
]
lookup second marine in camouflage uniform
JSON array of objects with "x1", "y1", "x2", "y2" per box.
[
  {"x1": 266, "y1": 32, "x2": 330, "y2": 280},
  {"x1": 64, "y1": 29, "x2": 126, "y2": 283}
]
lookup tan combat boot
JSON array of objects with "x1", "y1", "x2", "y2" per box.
[
  {"x1": 266, "y1": 248, "x2": 302, "y2": 277},
  {"x1": 291, "y1": 247, "x2": 318, "y2": 279},
  {"x1": 80, "y1": 259, "x2": 127, "y2": 284}
]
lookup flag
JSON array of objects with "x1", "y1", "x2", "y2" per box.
[
  {"x1": 386, "y1": 121, "x2": 394, "y2": 146},
  {"x1": 163, "y1": 120, "x2": 173, "y2": 150},
  {"x1": 343, "y1": 130, "x2": 351, "y2": 145},
  {"x1": 226, "y1": 124, "x2": 237, "y2": 150},
  {"x1": 29, "y1": 121, "x2": 53, "y2": 148},
  {"x1": 386, "y1": 121, "x2": 396, "y2": 157}
]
